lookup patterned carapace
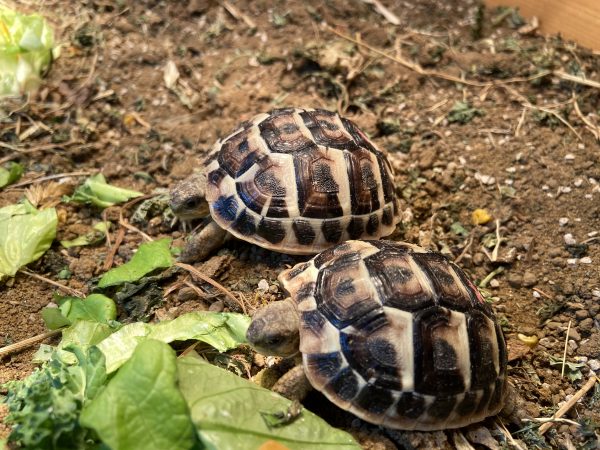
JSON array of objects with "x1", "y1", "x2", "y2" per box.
[
  {"x1": 204, "y1": 108, "x2": 400, "y2": 254},
  {"x1": 279, "y1": 240, "x2": 508, "y2": 430}
]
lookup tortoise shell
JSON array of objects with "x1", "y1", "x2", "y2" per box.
[
  {"x1": 204, "y1": 108, "x2": 400, "y2": 254},
  {"x1": 279, "y1": 240, "x2": 508, "y2": 430}
]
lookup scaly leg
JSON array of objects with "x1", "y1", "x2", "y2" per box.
[
  {"x1": 272, "y1": 364, "x2": 312, "y2": 401},
  {"x1": 179, "y1": 218, "x2": 229, "y2": 262}
]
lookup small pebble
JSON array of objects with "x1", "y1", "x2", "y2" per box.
[
  {"x1": 592, "y1": 289, "x2": 600, "y2": 298},
  {"x1": 564, "y1": 233, "x2": 576, "y2": 245},
  {"x1": 507, "y1": 273, "x2": 522, "y2": 288},
  {"x1": 564, "y1": 153, "x2": 575, "y2": 161},
  {"x1": 475, "y1": 173, "x2": 495, "y2": 185},
  {"x1": 567, "y1": 258, "x2": 578, "y2": 266},
  {"x1": 588, "y1": 359, "x2": 600, "y2": 372},
  {"x1": 574, "y1": 178, "x2": 583, "y2": 187},
  {"x1": 522, "y1": 271, "x2": 537, "y2": 287},
  {"x1": 558, "y1": 217, "x2": 569, "y2": 226},
  {"x1": 257, "y1": 279, "x2": 269, "y2": 291},
  {"x1": 568, "y1": 328, "x2": 581, "y2": 341},
  {"x1": 575, "y1": 310, "x2": 589, "y2": 320},
  {"x1": 489, "y1": 279, "x2": 500, "y2": 288},
  {"x1": 580, "y1": 257, "x2": 592, "y2": 264},
  {"x1": 532, "y1": 290, "x2": 541, "y2": 298},
  {"x1": 579, "y1": 318, "x2": 594, "y2": 333}
]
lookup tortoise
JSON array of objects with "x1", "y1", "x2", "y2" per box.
[
  {"x1": 246, "y1": 240, "x2": 508, "y2": 431},
  {"x1": 169, "y1": 107, "x2": 400, "y2": 262}
]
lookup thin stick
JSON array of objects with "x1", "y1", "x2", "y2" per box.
[
  {"x1": 20, "y1": 269, "x2": 85, "y2": 297},
  {"x1": 539, "y1": 376, "x2": 598, "y2": 435},
  {"x1": 523, "y1": 104, "x2": 583, "y2": 141},
  {"x1": 103, "y1": 226, "x2": 125, "y2": 271},
  {"x1": 176, "y1": 262, "x2": 246, "y2": 314},
  {"x1": 0, "y1": 329, "x2": 62, "y2": 359},
  {"x1": 554, "y1": 71, "x2": 600, "y2": 89},
  {"x1": 561, "y1": 320, "x2": 572, "y2": 378},
  {"x1": 7, "y1": 171, "x2": 92, "y2": 189},
  {"x1": 495, "y1": 419, "x2": 527, "y2": 450},
  {"x1": 359, "y1": 0, "x2": 400, "y2": 25},
  {"x1": 219, "y1": 0, "x2": 256, "y2": 29},
  {"x1": 572, "y1": 95, "x2": 600, "y2": 140},
  {"x1": 515, "y1": 108, "x2": 527, "y2": 137}
]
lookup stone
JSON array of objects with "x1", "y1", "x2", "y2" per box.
[
  {"x1": 588, "y1": 359, "x2": 600, "y2": 372},
  {"x1": 507, "y1": 273, "x2": 523, "y2": 288},
  {"x1": 522, "y1": 271, "x2": 537, "y2": 287},
  {"x1": 579, "y1": 318, "x2": 594, "y2": 333},
  {"x1": 575, "y1": 309, "x2": 589, "y2": 320},
  {"x1": 568, "y1": 328, "x2": 581, "y2": 341}
]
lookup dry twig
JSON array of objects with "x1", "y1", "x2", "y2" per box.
[
  {"x1": 7, "y1": 171, "x2": 91, "y2": 189},
  {"x1": 561, "y1": 320, "x2": 572, "y2": 378},
  {"x1": 20, "y1": 269, "x2": 85, "y2": 297},
  {"x1": 359, "y1": 0, "x2": 400, "y2": 25},
  {"x1": 219, "y1": 0, "x2": 256, "y2": 29},
  {"x1": 0, "y1": 329, "x2": 62, "y2": 359},
  {"x1": 176, "y1": 262, "x2": 246, "y2": 314},
  {"x1": 539, "y1": 376, "x2": 598, "y2": 435}
]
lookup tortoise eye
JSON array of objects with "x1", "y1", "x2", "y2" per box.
[{"x1": 184, "y1": 196, "x2": 202, "y2": 210}]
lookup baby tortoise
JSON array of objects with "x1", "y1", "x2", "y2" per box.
[
  {"x1": 169, "y1": 108, "x2": 400, "y2": 262},
  {"x1": 247, "y1": 240, "x2": 508, "y2": 431}
]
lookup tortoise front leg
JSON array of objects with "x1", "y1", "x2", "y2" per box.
[
  {"x1": 179, "y1": 218, "x2": 229, "y2": 263},
  {"x1": 272, "y1": 364, "x2": 313, "y2": 402}
]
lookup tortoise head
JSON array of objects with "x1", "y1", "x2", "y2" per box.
[
  {"x1": 246, "y1": 298, "x2": 300, "y2": 357},
  {"x1": 169, "y1": 172, "x2": 210, "y2": 219}
]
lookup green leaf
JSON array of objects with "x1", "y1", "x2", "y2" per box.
[
  {"x1": 41, "y1": 306, "x2": 71, "y2": 330},
  {"x1": 80, "y1": 340, "x2": 196, "y2": 450},
  {"x1": 3, "y1": 346, "x2": 106, "y2": 449},
  {"x1": 60, "y1": 293, "x2": 117, "y2": 323},
  {"x1": 447, "y1": 101, "x2": 483, "y2": 124},
  {"x1": 0, "y1": 7, "x2": 56, "y2": 96},
  {"x1": 67, "y1": 173, "x2": 143, "y2": 209},
  {"x1": 60, "y1": 221, "x2": 109, "y2": 248},
  {"x1": 0, "y1": 162, "x2": 24, "y2": 188},
  {"x1": 178, "y1": 357, "x2": 360, "y2": 450},
  {"x1": 60, "y1": 320, "x2": 116, "y2": 349},
  {"x1": 0, "y1": 202, "x2": 57, "y2": 282},
  {"x1": 97, "y1": 312, "x2": 250, "y2": 373},
  {"x1": 98, "y1": 238, "x2": 173, "y2": 288},
  {"x1": 42, "y1": 294, "x2": 117, "y2": 330}
]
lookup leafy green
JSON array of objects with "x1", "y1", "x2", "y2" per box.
[
  {"x1": 42, "y1": 294, "x2": 117, "y2": 329},
  {"x1": 97, "y1": 312, "x2": 250, "y2": 373},
  {"x1": 80, "y1": 340, "x2": 197, "y2": 450},
  {"x1": 67, "y1": 173, "x2": 142, "y2": 208},
  {"x1": 0, "y1": 6, "x2": 56, "y2": 96},
  {"x1": 60, "y1": 221, "x2": 109, "y2": 248},
  {"x1": 60, "y1": 320, "x2": 116, "y2": 350},
  {"x1": 447, "y1": 101, "x2": 483, "y2": 124},
  {"x1": 549, "y1": 356, "x2": 585, "y2": 382},
  {"x1": 2, "y1": 346, "x2": 106, "y2": 449},
  {"x1": 178, "y1": 357, "x2": 360, "y2": 450},
  {"x1": 0, "y1": 201, "x2": 57, "y2": 281},
  {"x1": 0, "y1": 161, "x2": 24, "y2": 188},
  {"x1": 98, "y1": 237, "x2": 173, "y2": 288}
]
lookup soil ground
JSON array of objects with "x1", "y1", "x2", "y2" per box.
[{"x1": 1, "y1": 0, "x2": 599, "y2": 449}]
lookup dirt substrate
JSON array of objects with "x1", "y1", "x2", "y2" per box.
[{"x1": 1, "y1": 0, "x2": 599, "y2": 448}]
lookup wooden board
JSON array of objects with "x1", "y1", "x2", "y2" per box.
[{"x1": 485, "y1": 0, "x2": 600, "y2": 51}]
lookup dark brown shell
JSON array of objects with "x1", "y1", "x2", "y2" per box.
[
  {"x1": 279, "y1": 240, "x2": 508, "y2": 430},
  {"x1": 204, "y1": 108, "x2": 400, "y2": 254}
]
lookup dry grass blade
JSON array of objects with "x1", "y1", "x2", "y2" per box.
[
  {"x1": 0, "y1": 329, "x2": 62, "y2": 359},
  {"x1": 176, "y1": 262, "x2": 247, "y2": 314},
  {"x1": 561, "y1": 320, "x2": 572, "y2": 378},
  {"x1": 538, "y1": 376, "x2": 598, "y2": 435},
  {"x1": 8, "y1": 171, "x2": 91, "y2": 189},
  {"x1": 20, "y1": 269, "x2": 85, "y2": 297},
  {"x1": 554, "y1": 71, "x2": 600, "y2": 89},
  {"x1": 219, "y1": 0, "x2": 256, "y2": 29},
  {"x1": 359, "y1": 0, "x2": 400, "y2": 25}
]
